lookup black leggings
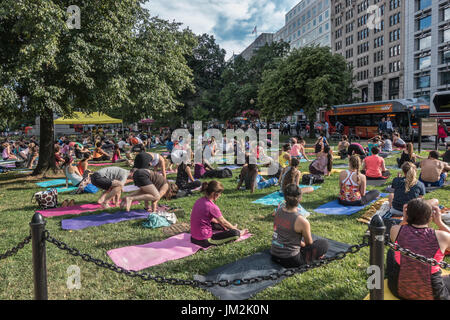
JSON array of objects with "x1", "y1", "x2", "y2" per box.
[
  {"x1": 92, "y1": 154, "x2": 110, "y2": 161},
  {"x1": 271, "y1": 239, "x2": 329, "y2": 268},
  {"x1": 191, "y1": 223, "x2": 240, "y2": 248},
  {"x1": 339, "y1": 190, "x2": 380, "y2": 206},
  {"x1": 362, "y1": 170, "x2": 391, "y2": 180}
]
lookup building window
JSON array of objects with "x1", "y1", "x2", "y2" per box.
[
  {"x1": 417, "y1": 0, "x2": 432, "y2": 11},
  {"x1": 417, "y1": 56, "x2": 431, "y2": 70},
  {"x1": 443, "y1": 7, "x2": 450, "y2": 22},
  {"x1": 361, "y1": 87, "x2": 369, "y2": 102},
  {"x1": 443, "y1": 29, "x2": 450, "y2": 43},
  {"x1": 441, "y1": 71, "x2": 450, "y2": 85},
  {"x1": 418, "y1": 16, "x2": 432, "y2": 31},
  {"x1": 374, "y1": 81, "x2": 383, "y2": 101},
  {"x1": 418, "y1": 36, "x2": 431, "y2": 50},
  {"x1": 417, "y1": 75, "x2": 431, "y2": 89},
  {"x1": 389, "y1": 78, "x2": 400, "y2": 100},
  {"x1": 442, "y1": 50, "x2": 450, "y2": 64}
]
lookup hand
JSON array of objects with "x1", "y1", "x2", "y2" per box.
[{"x1": 432, "y1": 206, "x2": 444, "y2": 226}]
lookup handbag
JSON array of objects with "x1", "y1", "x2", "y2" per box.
[{"x1": 32, "y1": 188, "x2": 58, "y2": 209}]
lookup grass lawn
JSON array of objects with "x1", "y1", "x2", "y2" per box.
[{"x1": 0, "y1": 136, "x2": 449, "y2": 300}]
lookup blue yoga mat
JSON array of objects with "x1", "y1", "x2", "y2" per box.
[
  {"x1": 48, "y1": 186, "x2": 78, "y2": 193},
  {"x1": 61, "y1": 210, "x2": 149, "y2": 230},
  {"x1": 37, "y1": 179, "x2": 70, "y2": 187},
  {"x1": 217, "y1": 165, "x2": 241, "y2": 171},
  {"x1": 313, "y1": 193, "x2": 388, "y2": 216},
  {"x1": 252, "y1": 188, "x2": 321, "y2": 207}
]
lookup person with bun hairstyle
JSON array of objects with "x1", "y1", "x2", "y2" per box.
[
  {"x1": 309, "y1": 145, "x2": 333, "y2": 176},
  {"x1": 271, "y1": 184, "x2": 328, "y2": 268},
  {"x1": 339, "y1": 155, "x2": 380, "y2": 206},
  {"x1": 387, "y1": 199, "x2": 450, "y2": 300},
  {"x1": 190, "y1": 181, "x2": 249, "y2": 248}
]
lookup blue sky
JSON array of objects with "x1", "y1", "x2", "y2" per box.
[{"x1": 144, "y1": 0, "x2": 300, "y2": 59}]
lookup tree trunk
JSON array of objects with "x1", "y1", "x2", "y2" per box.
[
  {"x1": 33, "y1": 107, "x2": 57, "y2": 176},
  {"x1": 309, "y1": 119, "x2": 316, "y2": 139}
]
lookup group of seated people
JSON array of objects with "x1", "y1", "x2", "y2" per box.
[{"x1": 1, "y1": 140, "x2": 39, "y2": 169}]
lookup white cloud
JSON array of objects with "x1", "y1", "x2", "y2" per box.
[{"x1": 144, "y1": 0, "x2": 299, "y2": 59}]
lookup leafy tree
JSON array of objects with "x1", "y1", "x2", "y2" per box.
[
  {"x1": 0, "y1": 0, "x2": 196, "y2": 174},
  {"x1": 258, "y1": 46, "x2": 354, "y2": 137},
  {"x1": 218, "y1": 41, "x2": 290, "y2": 121}
]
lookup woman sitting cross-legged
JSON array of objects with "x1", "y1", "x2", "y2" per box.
[
  {"x1": 361, "y1": 146, "x2": 390, "y2": 180},
  {"x1": 397, "y1": 143, "x2": 422, "y2": 169},
  {"x1": 388, "y1": 162, "x2": 438, "y2": 217},
  {"x1": 280, "y1": 158, "x2": 315, "y2": 195},
  {"x1": 176, "y1": 159, "x2": 202, "y2": 193},
  {"x1": 62, "y1": 156, "x2": 83, "y2": 189},
  {"x1": 236, "y1": 161, "x2": 278, "y2": 193},
  {"x1": 387, "y1": 199, "x2": 450, "y2": 300},
  {"x1": 271, "y1": 184, "x2": 329, "y2": 268},
  {"x1": 338, "y1": 155, "x2": 380, "y2": 206},
  {"x1": 309, "y1": 145, "x2": 333, "y2": 177},
  {"x1": 190, "y1": 181, "x2": 249, "y2": 248}
]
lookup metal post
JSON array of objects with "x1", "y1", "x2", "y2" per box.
[
  {"x1": 369, "y1": 214, "x2": 386, "y2": 300},
  {"x1": 418, "y1": 117, "x2": 422, "y2": 153},
  {"x1": 30, "y1": 212, "x2": 48, "y2": 300}
]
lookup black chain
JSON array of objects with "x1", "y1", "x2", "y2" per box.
[
  {"x1": 385, "y1": 240, "x2": 449, "y2": 270},
  {"x1": 44, "y1": 230, "x2": 369, "y2": 287},
  {"x1": 0, "y1": 234, "x2": 32, "y2": 261}
]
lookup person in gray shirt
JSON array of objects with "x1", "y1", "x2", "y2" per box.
[{"x1": 90, "y1": 167, "x2": 132, "y2": 208}]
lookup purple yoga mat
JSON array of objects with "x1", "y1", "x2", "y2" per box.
[
  {"x1": 37, "y1": 202, "x2": 139, "y2": 218},
  {"x1": 61, "y1": 210, "x2": 149, "y2": 230},
  {"x1": 107, "y1": 232, "x2": 252, "y2": 271}
]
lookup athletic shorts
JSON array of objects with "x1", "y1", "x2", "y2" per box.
[
  {"x1": 133, "y1": 169, "x2": 152, "y2": 188},
  {"x1": 90, "y1": 172, "x2": 112, "y2": 190}
]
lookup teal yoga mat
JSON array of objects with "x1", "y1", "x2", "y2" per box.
[
  {"x1": 48, "y1": 186, "x2": 78, "y2": 193},
  {"x1": 252, "y1": 188, "x2": 321, "y2": 207},
  {"x1": 37, "y1": 179, "x2": 71, "y2": 188}
]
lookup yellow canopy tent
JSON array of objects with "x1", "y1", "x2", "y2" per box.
[{"x1": 54, "y1": 112, "x2": 122, "y2": 125}]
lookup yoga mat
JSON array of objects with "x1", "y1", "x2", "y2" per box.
[
  {"x1": 61, "y1": 210, "x2": 149, "y2": 230},
  {"x1": 252, "y1": 189, "x2": 321, "y2": 207},
  {"x1": 49, "y1": 186, "x2": 78, "y2": 193},
  {"x1": 194, "y1": 234, "x2": 351, "y2": 300},
  {"x1": 217, "y1": 165, "x2": 241, "y2": 171},
  {"x1": 107, "y1": 232, "x2": 252, "y2": 271},
  {"x1": 88, "y1": 163, "x2": 114, "y2": 167},
  {"x1": 36, "y1": 201, "x2": 140, "y2": 218},
  {"x1": 333, "y1": 164, "x2": 348, "y2": 169},
  {"x1": 366, "y1": 179, "x2": 389, "y2": 187},
  {"x1": 36, "y1": 179, "x2": 70, "y2": 187},
  {"x1": 313, "y1": 193, "x2": 388, "y2": 216}
]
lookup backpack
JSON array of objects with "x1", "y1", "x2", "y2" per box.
[
  {"x1": 301, "y1": 174, "x2": 324, "y2": 185},
  {"x1": 217, "y1": 168, "x2": 233, "y2": 178},
  {"x1": 32, "y1": 188, "x2": 58, "y2": 209}
]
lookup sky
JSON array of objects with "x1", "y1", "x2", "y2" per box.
[{"x1": 143, "y1": 0, "x2": 300, "y2": 60}]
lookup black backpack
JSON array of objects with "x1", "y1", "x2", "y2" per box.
[
  {"x1": 203, "y1": 168, "x2": 233, "y2": 179},
  {"x1": 301, "y1": 174, "x2": 324, "y2": 185}
]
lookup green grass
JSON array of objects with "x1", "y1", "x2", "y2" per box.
[{"x1": 0, "y1": 138, "x2": 449, "y2": 300}]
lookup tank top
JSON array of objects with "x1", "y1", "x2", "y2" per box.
[
  {"x1": 339, "y1": 170, "x2": 362, "y2": 202},
  {"x1": 65, "y1": 166, "x2": 83, "y2": 186},
  {"x1": 394, "y1": 225, "x2": 445, "y2": 300},
  {"x1": 176, "y1": 164, "x2": 190, "y2": 189},
  {"x1": 280, "y1": 167, "x2": 299, "y2": 194},
  {"x1": 271, "y1": 208, "x2": 302, "y2": 259},
  {"x1": 77, "y1": 161, "x2": 85, "y2": 176},
  {"x1": 112, "y1": 151, "x2": 119, "y2": 163}
]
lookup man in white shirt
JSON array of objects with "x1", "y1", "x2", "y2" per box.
[{"x1": 386, "y1": 117, "x2": 394, "y2": 134}]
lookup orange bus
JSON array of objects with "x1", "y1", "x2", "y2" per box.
[{"x1": 321, "y1": 99, "x2": 430, "y2": 140}]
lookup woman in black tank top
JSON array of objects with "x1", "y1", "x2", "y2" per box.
[{"x1": 270, "y1": 184, "x2": 329, "y2": 268}]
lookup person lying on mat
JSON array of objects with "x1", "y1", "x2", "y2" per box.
[
  {"x1": 388, "y1": 162, "x2": 438, "y2": 217},
  {"x1": 338, "y1": 135, "x2": 350, "y2": 160},
  {"x1": 133, "y1": 151, "x2": 167, "y2": 179},
  {"x1": 271, "y1": 184, "x2": 329, "y2": 268},
  {"x1": 387, "y1": 199, "x2": 450, "y2": 300},
  {"x1": 62, "y1": 156, "x2": 83, "y2": 189},
  {"x1": 309, "y1": 145, "x2": 333, "y2": 177},
  {"x1": 361, "y1": 147, "x2": 390, "y2": 180},
  {"x1": 338, "y1": 155, "x2": 380, "y2": 206},
  {"x1": 280, "y1": 158, "x2": 314, "y2": 195},
  {"x1": 397, "y1": 143, "x2": 422, "y2": 168},
  {"x1": 121, "y1": 168, "x2": 170, "y2": 212},
  {"x1": 90, "y1": 167, "x2": 131, "y2": 208},
  {"x1": 190, "y1": 180, "x2": 249, "y2": 248},
  {"x1": 92, "y1": 142, "x2": 111, "y2": 162},
  {"x1": 419, "y1": 151, "x2": 450, "y2": 188}
]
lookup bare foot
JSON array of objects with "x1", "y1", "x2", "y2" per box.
[
  {"x1": 125, "y1": 197, "x2": 133, "y2": 212},
  {"x1": 119, "y1": 198, "x2": 127, "y2": 210},
  {"x1": 240, "y1": 229, "x2": 249, "y2": 236},
  {"x1": 101, "y1": 202, "x2": 111, "y2": 209}
]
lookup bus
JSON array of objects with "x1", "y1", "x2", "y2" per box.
[
  {"x1": 431, "y1": 91, "x2": 450, "y2": 125},
  {"x1": 321, "y1": 99, "x2": 430, "y2": 140}
]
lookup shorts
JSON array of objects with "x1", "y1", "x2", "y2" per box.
[
  {"x1": 133, "y1": 169, "x2": 152, "y2": 188},
  {"x1": 90, "y1": 172, "x2": 112, "y2": 190}
]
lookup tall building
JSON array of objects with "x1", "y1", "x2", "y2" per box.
[
  {"x1": 239, "y1": 33, "x2": 274, "y2": 61},
  {"x1": 404, "y1": 0, "x2": 450, "y2": 103},
  {"x1": 331, "y1": 0, "x2": 404, "y2": 102},
  {"x1": 274, "y1": 0, "x2": 332, "y2": 50}
]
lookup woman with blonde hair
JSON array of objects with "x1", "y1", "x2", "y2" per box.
[
  {"x1": 397, "y1": 142, "x2": 423, "y2": 168},
  {"x1": 338, "y1": 155, "x2": 380, "y2": 206},
  {"x1": 388, "y1": 162, "x2": 438, "y2": 217}
]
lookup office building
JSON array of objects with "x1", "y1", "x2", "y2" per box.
[
  {"x1": 331, "y1": 0, "x2": 404, "y2": 102},
  {"x1": 239, "y1": 33, "x2": 274, "y2": 60},
  {"x1": 404, "y1": 0, "x2": 450, "y2": 103}
]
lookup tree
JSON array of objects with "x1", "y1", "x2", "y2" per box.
[
  {"x1": 258, "y1": 46, "x2": 354, "y2": 137},
  {"x1": 218, "y1": 41, "x2": 290, "y2": 121},
  {"x1": 0, "y1": 0, "x2": 196, "y2": 174}
]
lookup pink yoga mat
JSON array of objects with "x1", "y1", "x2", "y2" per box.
[
  {"x1": 107, "y1": 232, "x2": 252, "y2": 271},
  {"x1": 89, "y1": 163, "x2": 114, "y2": 167},
  {"x1": 37, "y1": 202, "x2": 139, "y2": 218}
]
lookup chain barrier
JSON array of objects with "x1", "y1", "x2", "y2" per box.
[
  {"x1": 0, "y1": 233, "x2": 32, "y2": 261},
  {"x1": 385, "y1": 240, "x2": 450, "y2": 270},
  {"x1": 44, "y1": 230, "x2": 369, "y2": 288}
]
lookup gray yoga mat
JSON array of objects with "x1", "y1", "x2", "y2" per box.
[
  {"x1": 366, "y1": 178, "x2": 390, "y2": 187},
  {"x1": 193, "y1": 235, "x2": 351, "y2": 300}
]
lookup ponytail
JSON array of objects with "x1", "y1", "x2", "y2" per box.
[
  {"x1": 402, "y1": 162, "x2": 417, "y2": 193},
  {"x1": 349, "y1": 155, "x2": 361, "y2": 185},
  {"x1": 201, "y1": 180, "x2": 224, "y2": 196}
]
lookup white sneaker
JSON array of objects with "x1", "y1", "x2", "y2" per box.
[{"x1": 442, "y1": 213, "x2": 450, "y2": 226}]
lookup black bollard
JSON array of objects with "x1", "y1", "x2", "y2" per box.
[
  {"x1": 368, "y1": 214, "x2": 386, "y2": 300},
  {"x1": 30, "y1": 212, "x2": 48, "y2": 300}
]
